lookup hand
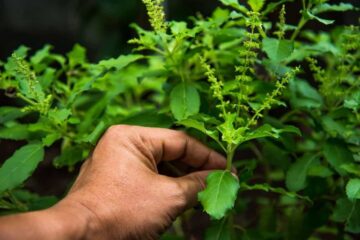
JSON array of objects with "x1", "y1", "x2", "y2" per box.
[{"x1": 56, "y1": 125, "x2": 227, "y2": 239}]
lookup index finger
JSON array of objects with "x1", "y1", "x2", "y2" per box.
[{"x1": 123, "y1": 126, "x2": 227, "y2": 171}]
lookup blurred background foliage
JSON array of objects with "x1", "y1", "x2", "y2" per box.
[
  {"x1": 0, "y1": 0, "x2": 218, "y2": 60},
  {"x1": 0, "y1": 0, "x2": 357, "y2": 61}
]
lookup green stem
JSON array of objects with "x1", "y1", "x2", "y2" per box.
[
  {"x1": 226, "y1": 145, "x2": 236, "y2": 171},
  {"x1": 162, "y1": 37, "x2": 187, "y2": 83},
  {"x1": 291, "y1": 0, "x2": 309, "y2": 41},
  {"x1": 291, "y1": 17, "x2": 308, "y2": 41},
  {"x1": 257, "y1": 25, "x2": 267, "y2": 39},
  {"x1": 17, "y1": 93, "x2": 37, "y2": 105}
]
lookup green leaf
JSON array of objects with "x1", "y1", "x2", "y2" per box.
[
  {"x1": 344, "y1": 91, "x2": 360, "y2": 112},
  {"x1": 334, "y1": 199, "x2": 360, "y2": 234},
  {"x1": 170, "y1": 21, "x2": 187, "y2": 36},
  {"x1": 67, "y1": 44, "x2": 87, "y2": 67},
  {"x1": 177, "y1": 118, "x2": 219, "y2": 143},
  {"x1": 54, "y1": 146, "x2": 84, "y2": 168},
  {"x1": 286, "y1": 154, "x2": 318, "y2": 192},
  {"x1": 30, "y1": 45, "x2": 65, "y2": 72},
  {"x1": 205, "y1": 219, "x2": 232, "y2": 240},
  {"x1": 30, "y1": 45, "x2": 52, "y2": 65},
  {"x1": 324, "y1": 139, "x2": 353, "y2": 175},
  {"x1": 289, "y1": 78, "x2": 323, "y2": 109},
  {"x1": 312, "y1": 3, "x2": 354, "y2": 14},
  {"x1": 0, "y1": 124, "x2": 30, "y2": 140},
  {"x1": 346, "y1": 200, "x2": 360, "y2": 234},
  {"x1": 170, "y1": 83, "x2": 200, "y2": 121},
  {"x1": 332, "y1": 198, "x2": 353, "y2": 222},
  {"x1": 306, "y1": 10, "x2": 334, "y2": 25},
  {"x1": 308, "y1": 165, "x2": 333, "y2": 178},
  {"x1": 243, "y1": 124, "x2": 301, "y2": 143},
  {"x1": 220, "y1": 0, "x2": 248, "y2": 13},
  {"x1": 81, "y1": 121, "x2": 107, "y2": 145},
  {"x1": 38, "y1": 68, "x2": 56, "y2": 90},
  {"x1": 42, "y1": 132, "x2": 62, "y2": 147},
  {"x1": 0, "y1": 143, "x2": 44, "y2": 194},
  {"x1": 341, "y1": 164, "x2": 360, "y2": 177},
  {"x1": 0, "y1": 107, "x2": 27, "y2": 124},
  {"x1": 262, "y1": 0, "x2": 294, "y2": 15},
  {"x1": 241, "y1": 183, "x2": 311, "y2": 202},
  {"x1": 48, "y1": 109, "x2": 72, "y2": 126},
  {"x1": 346, "y1": 179, "x2": 360, "y2": 200},
  {"x1": 198, "y1": 170, "x2": 240, "y2": 220},
  {"x1": 248, "y1": 0, "x2": 265, "y2": 12},
  {"x1": 262, "y1": 38, "x2": 294, "y2": 62},
  {"x1": 99, "y1": 54, "x2": 143, "y2": 71},
  {"x1": 321, "y1": 116, "x2": 347, "y2": 137}
]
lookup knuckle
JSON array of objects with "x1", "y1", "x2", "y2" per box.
[
  {"x1": 191, "y1": 174, "x2": 206, "y2": 191},
  {"x1": 174, "y1": 130, "x2": 188, "y2": 139},
  {"x1": 172, "y1": 181, "x2": 188, "y2": 208},
  {"x1": 105, "y1": 125, "x2": 132, "y2": 138}
]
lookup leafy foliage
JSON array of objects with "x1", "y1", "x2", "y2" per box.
[{"x1": 0, "y1": 0, "x2": 359, "y2": 238}]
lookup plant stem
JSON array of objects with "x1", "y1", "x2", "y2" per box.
[
  {"x1": 291, "y1": 17, "x2": 307, "y2": 41},
  {"x1": 17, "y1": 93, "x2": 37, "y2": 105},
  {"x1": 226, "y1": 145, "x2": 235, "y2": 171},
  {"x1": 291, "y1": 0, "x2": 309, "y2": 41}
]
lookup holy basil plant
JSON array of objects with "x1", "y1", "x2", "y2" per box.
[{"x1": 0, "y1": 0, "x2": 359, "y2": 238}]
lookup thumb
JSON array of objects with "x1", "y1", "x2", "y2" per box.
[{"x1": 175, "y1": 170, "x2": 211, "y2": 209}]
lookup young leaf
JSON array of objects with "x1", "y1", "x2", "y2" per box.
[
  {"x1": 346, "y1": 200, "x2": 360, "y2": 234},
  {"x1": 346, "y1": 179, "x2": 360, "y2": 201},
  {"x1": 289, "y1": 78, "x2": 323, "y2": 109},
  {"x1": 321, "y1": 116, "x2": 347, "y2": 137},
  {"x1": 243, "y1": 124, "x2": 301, "y2": 143},
  {"x1": 286, "y1": 154, "x2": 318, "y2": 192},
  {"x1": 312, "y1": 3, "x2": 354, "y2": 14},
  {"x1": 262, "y1": 38, "x2": 294, "y2": 62},
  {"x1": 262, "y1": 0, "x2": 294, "y2": 15},
  {"x1": 67, "y1": 44, "x2": 87, "y2": 68},
  {"x1": 0, "y1": 124, "x2": 30, "y2": 140},
  {"x1": 332, "y1": 198, "x2": 360, "y2": 233},
  {"x1": 220, "y1": 0, "x2": 248, "y2": 13},
  {"x1": 42, "y1": 133, "x2": 62, "y2": 147},
  {"x1": 170, "y1": 83, "x2": 200, "y2": 121},
  {"x1": 248, "y1": 0, "x2": 265, "y2": 12},
  {"x1": 305, "y1": 10, "x2": 335, "y2": 25},
  {"x1": 198, "y1": 170, "x2": 240, "y2": 220},
  {"x1": 241, "y1": 183, "x2": 311, "y2": 202},
  {"x1": 0, "y1": 143, "x2": 44, "y2": 194},
  {"x1": 324, "y1": 139, "x2": 353, "y2": 176},
  {"x1": 48, "y1": 109, "x2": 72, "y2": 126},
  {"x1": 99, "y1": 54, "x2": 143, "y2": 71},
  {"x1": 344, "y1": 91, "x2": 360, "y2": 112},
  {"x1": 54, "y1": 146, "x2": 84, "y2": 168},
  {"x1": 81, "y1": 121, "x2": 107, "y2": 145},
  {"x1": 177, "y1": 118, "x2": 219, "y2": 143},
  {"x1": 0, "y1": 107, "x2": 27, "y2": 124},
  {"x1": 341, "y1": 164, "x2": 360, "y2": 177},
  {"x1": 332, "y1": 198, "x2": 353, "y2": 222}
]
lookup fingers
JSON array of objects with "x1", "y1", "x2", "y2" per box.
[
  {"x1": 175, "y1": 171, "x2": 210, "y2": 208},
  {"x1": 101, "y1": 125, "x2": 227, "y2": 171},
  {"x1": 130, "y1": 126, "x2": 226, "y2": 170}
]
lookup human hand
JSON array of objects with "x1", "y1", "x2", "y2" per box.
[{"x1": 57, "y1": 125, "x2": 227, "y2": 239}]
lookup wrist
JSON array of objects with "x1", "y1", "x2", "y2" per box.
[{"x1": 45, "y1": 198, "x2": 101, "y2": 240}]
